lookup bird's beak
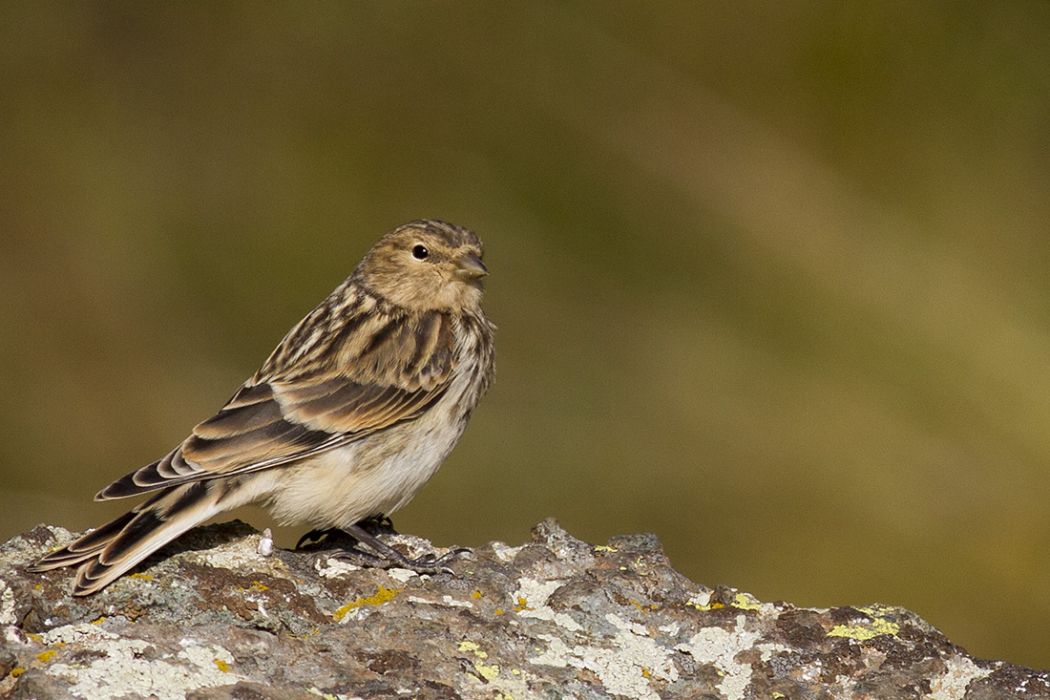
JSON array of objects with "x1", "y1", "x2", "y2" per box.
[{"x1": 455, "y1": 252, "x2": 489, "y2": 279}]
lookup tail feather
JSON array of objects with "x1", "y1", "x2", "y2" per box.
[
  {"x1": 27, "y1": 490, "x2": 169, "y2": 572},
  {"x1": 26, "y1": 510, "x2": 139, "y2": 571},
  {"x1": 28, "y1": 482, "x2": 228, "y2": 596}
]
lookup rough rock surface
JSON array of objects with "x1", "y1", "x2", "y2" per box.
[{"x1": 0, "y1": 520, "x2": 1046, "y2": 700}]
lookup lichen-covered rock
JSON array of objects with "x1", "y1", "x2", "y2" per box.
[{"x1": 0, "y1": 519, "x2": 1046, "y2": 699}]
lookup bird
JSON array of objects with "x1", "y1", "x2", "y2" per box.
[{"x1": 28, "y1": 219, "x2": 495, "y2": 596}]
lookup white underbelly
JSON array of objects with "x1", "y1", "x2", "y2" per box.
[{"x1": 262, "y1": 392, "x2": 470, "y2": 528}]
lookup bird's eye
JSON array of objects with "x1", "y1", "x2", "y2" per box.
[{"x1": 411, "y1": 244, "x2": 430, "y2": 260}]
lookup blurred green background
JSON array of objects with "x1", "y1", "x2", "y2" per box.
[{"x1": 2, "y1": 1, "x2": 1049, "y2": 669}]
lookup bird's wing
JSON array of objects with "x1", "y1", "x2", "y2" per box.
[{"x1": 97, "y1": 306, "x2": 457, "y2": 500}]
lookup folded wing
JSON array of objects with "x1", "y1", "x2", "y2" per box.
[{"x1": 97, "y1": 306, "x2": 456, "y2": 500}]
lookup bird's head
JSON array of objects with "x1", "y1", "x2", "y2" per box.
[{"x1": 355, "y1": 220, "x2": 488, "y2": 313}]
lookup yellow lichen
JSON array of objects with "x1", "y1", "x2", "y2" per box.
[
  {"x1": 494, "y1": 607, "x2": 505, "y2": 616},
  {"x1": 294, "y1": 626, "x2": 321, "y2": 640},
  {"x1": 593, "y1": 545, "x2": 618, "y2": 553},
  {"x1": 10, "y1": 667, "x2": 25, "y2": 678},
  {"x1": 828, "y1": 615, "x2": 900, "y2": 641},
  {"x1": 512, "y1": 596, "x2": 528, "y2": 612},
  {"x1": 90, "y1": 616, "x2": 107, "y2": 625},
  {"x1": 248, "y1": 581, "x2": 269, "y2": 592},
  {"x1": 470, "y1": 589, "x2": 483, "y2": 599},
  {"x1": 690, "y1": 601, "x2": 725, "y2": 612},
  {"x1": 857, "y1": 604, "x2": 899, "y2": 618},
  {"x1": 731, "y1": 592, "x2": 762, "y2": 611},
  {"x1": 458, "y1": 641, "x2": 488, "y2": 659},
  {"x1": 129, "y1": 572, "x2": 154, "y2": 581},
  {"x1": 35, "y1": 650, "x2": 56, "y2": 663},
  {"x1": 474, "y1": 660, "x2": 500, "y2": 681},
  {"x1": 333, "y1": 585, "x2": 401, "y2": 621},
  {"x1": 629, "y1": 598, "x2": 661, "y2": 612},
  {"x1": 641, "y1": 667, "x2": 652, "y2": 678},
  {"x1": 214, "y1": 658, "x2": 231, "y2": 672}
]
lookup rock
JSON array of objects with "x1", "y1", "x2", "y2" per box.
[{"x1": 0, "y1": 519, "x2": 1046, "y2": 699}]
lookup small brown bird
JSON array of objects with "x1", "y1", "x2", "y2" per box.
[{"x1": 29, "y1": 219, "x2": 495, "y2": 595}]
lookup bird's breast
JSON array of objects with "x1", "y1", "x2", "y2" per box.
[{"x1": 265, "y1": 321, "x2": 492, "y2": 529}]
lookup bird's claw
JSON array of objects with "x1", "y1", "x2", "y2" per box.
[
  {"x1": 324, "y1": 547, "x2": 388, "y2": 569},
  {"x1": 407, "y1": 546, "x2": 471, "y2": 574},
  {"x1": 328, "y1": 544, "x2": 470, "y2": 575},
  {"x1": 301, "y1": 520, "x2": 470, "y2": 575}
]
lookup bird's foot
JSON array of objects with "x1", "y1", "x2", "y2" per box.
[
  {"x1": 328, "y1": 545, "x2": 469, "y2": 575},
  {"x1": 334, "y1": 522, "x2": 469, "y2": 575}
]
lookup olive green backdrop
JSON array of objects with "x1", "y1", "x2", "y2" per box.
[{"x1": 2, "y1": 2, "x2": 1048, "y2": 669}]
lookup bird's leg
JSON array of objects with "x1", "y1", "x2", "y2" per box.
[
  {"x1": 329, "y1": 523, "x2": 469, "y2": 575},
  {"x1": 299, "y1": 526, "x2": 390, "y2": 567},
  {"x1": 296, "y1": 513, "x2": 395, "y2": 551}
]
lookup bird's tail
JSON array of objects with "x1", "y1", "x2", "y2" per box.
[{"x1": 28, "y1": 481, "x2": 228, "y2": 596}]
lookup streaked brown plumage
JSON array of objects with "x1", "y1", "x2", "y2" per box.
[{"x1": 29, "y1": 219, "x2": 495, "y2": 595}]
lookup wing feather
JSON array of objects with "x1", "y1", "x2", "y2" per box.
[{"x1": 96, "y1": 302, "x2": 456, "y2": 501}]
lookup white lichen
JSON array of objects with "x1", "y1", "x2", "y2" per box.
[
  {"x1": 512, "y1": 578, "x2": 582, "y2": 632},
  {"x1": 490, "y1": 542, "x2": 523, "y2": 562},
  {"x1": 658, "y1": 622, "x2": 680, "y2": 636},
  {"x1": 314, "y1": 557, "x2": 361, "y2": 578},
  {"x1": 512, "y1": 578, "x2": 564, "y2": 608},
  {"x1": 42, "y1": 622, "x2": 104, "y2": 645},
  {"x1": 676, "y1": 614, "x2": 761, "y2": 700},
  {"x1": 530, "y1": 634, "x2": 572, "y2": 668},
  {"x1": 928, "y1": 655, "x2": 992, "y2": 699},
  {"x1": 189, "y1": 539, "x2": 264, "y2": 571},
  {"x1": 687, "y1": 590, "x2": 714, "y2": 609},
  {"x1": 179, "y1": 641, "x2": 235, "y2": 669},
  {"x1": 386, "y1": 568, "x2": 418, "y2": 583},
  {"x1": 0, "y1": 580, "x2": 15, "y2": 625},
  {"x1": 43, "y1": 625, "x2": 241, "y2": 700},
  {"x1": 528, "y1": 612, "x2": 678, "y2": 700}
]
